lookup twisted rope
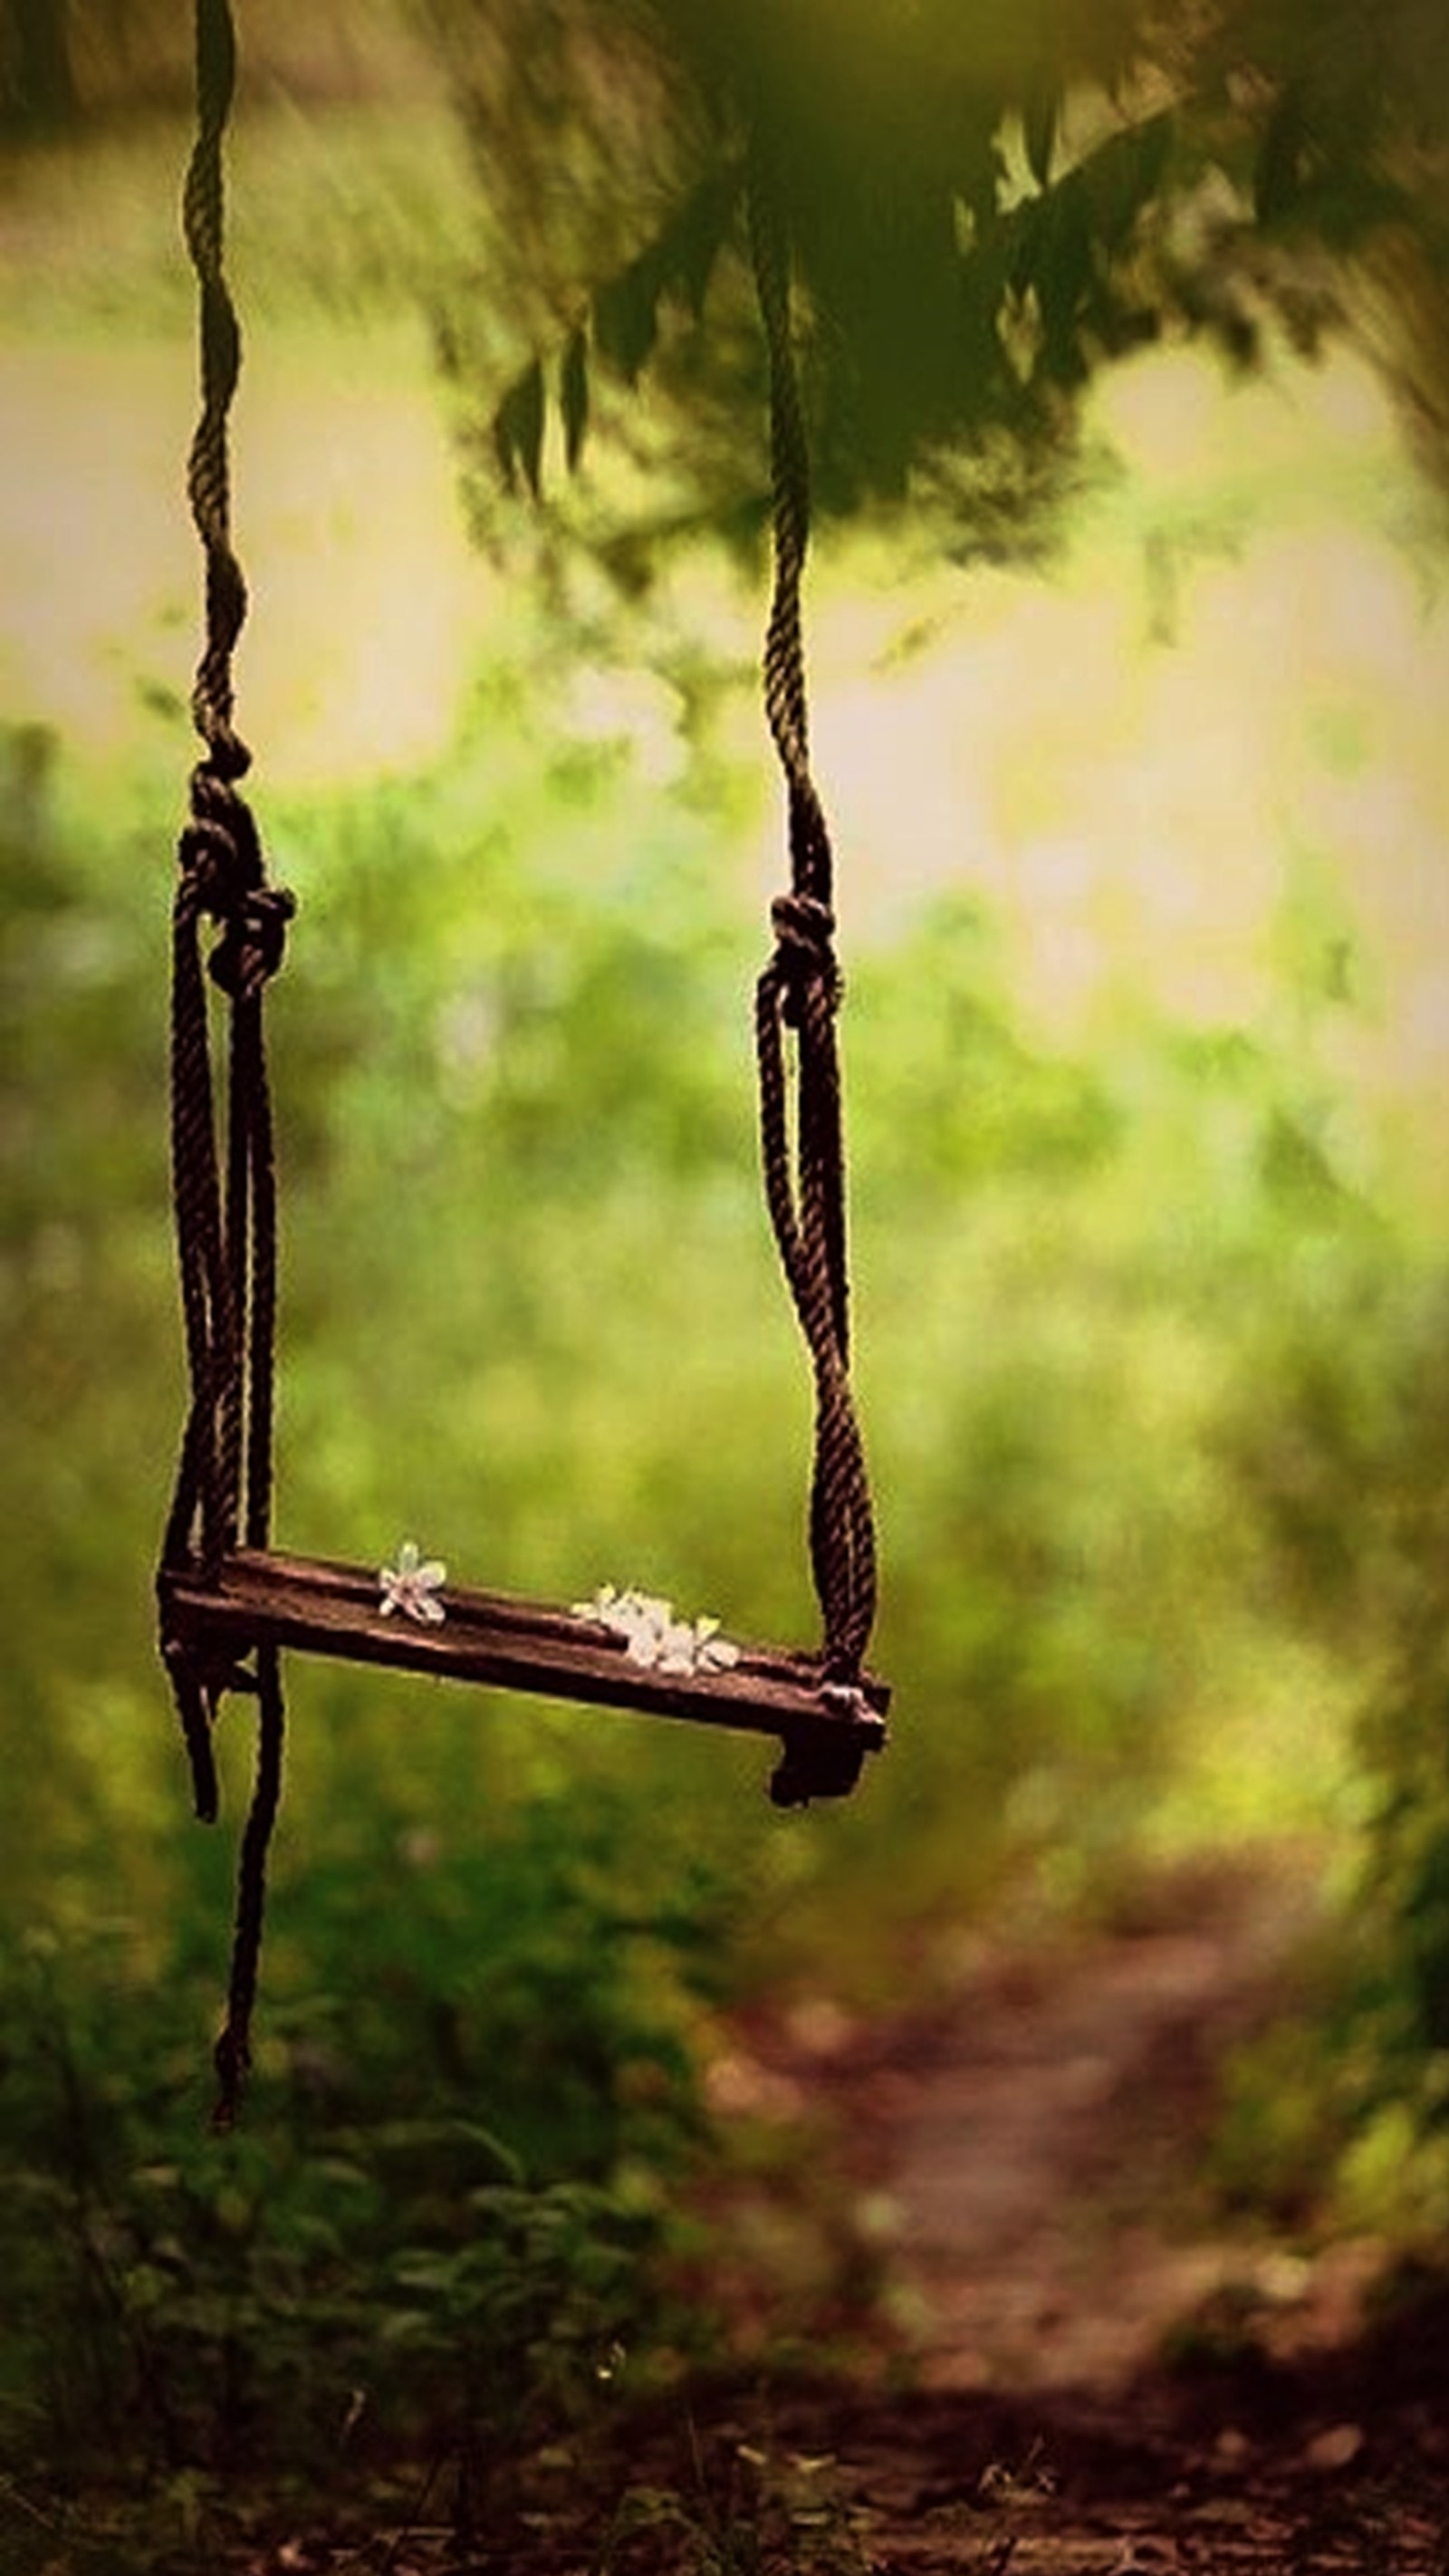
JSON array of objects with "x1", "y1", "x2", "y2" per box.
[
  {"x1": 749, "y1": 135, "x2": 878, "y2": 1698},
  {"x1": 160, "y1": 0, "x2": 293, "y2": 2117},
  {"x1": 211, "y1": 1644, "x2": 285, "y2": 2132},
  {"x1": 183, "y1": 0, "x2": 247, "y2": 764}
]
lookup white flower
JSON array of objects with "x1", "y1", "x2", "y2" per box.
[
  {"x1": 572, "y1": 1582, "x2": 625, "y2": 1624},
  {"x1": 379, "y1": 1540, "x2": 447, "y2": 1625},
  {"x1": 572, "y1": 1584, "x2": 739, "y2": 1676},
  {"x1": 692, "y1": 1617, "x2": 741, "y2": 1675}
]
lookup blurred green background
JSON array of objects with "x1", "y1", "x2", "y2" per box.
[{"x1": 5, "y1": 0, "x2": 1449, "y2": 2525}]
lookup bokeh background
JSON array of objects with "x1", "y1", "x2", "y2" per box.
[{"x1": 5, "y1": 0, "x2": 1449, "y2": 2521}]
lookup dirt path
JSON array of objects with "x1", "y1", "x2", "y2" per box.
[
  {"x1": 199, "y1": 1850, "x2": 1449, "y2": 2571},
  {"x1": 794, "y1": 1856, "x2": 1335, "y2": 2391},
  {"x1": 666, "y1": 1850, "x2": 1449, "y2": 2571}
]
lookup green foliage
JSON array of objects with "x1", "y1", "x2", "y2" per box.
[
  {"x1": 1177, "y1": 1193, "x2": 1449, "y2": 2251},
  {"x1": 432, "y1": 0, "x2": 1449, "y2": 540},
  {"x1": 0, "y1": 1802, "x2": 717, "y2": 2483},
  {"x1": 1295, "y1": 1296, "x2": 1449, "y2": 2240},
  {"x1": 5, "y1": 52, "x2": 1449, "y2": 2443},
  {"x1": 7, "y1": 4, "x2": 1449, "y2": 537},
  {"x1": 0, "y1": 714, "x2": 750, "y2": 2485},
  {"x1": 8, "y1": 44, "x2": 1449, "y2": 2566},
  {"x1": 8, "y1": 508, "x2": 1449, "y2": 2482},
  {"x1": 600, "y1": 2429, "x2": 877, "y2": 2574}
]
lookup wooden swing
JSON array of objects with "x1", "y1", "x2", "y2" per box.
[{"x1": 158, "y1": 0, "x2": 888, "y2": 2124}]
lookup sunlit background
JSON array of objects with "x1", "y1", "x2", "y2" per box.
[
  {"x1": 6, "y1": 3, "x2": 1449, "y2": 2509},
  {"x1": 7, "y1": 291, "x2": 1448, "y2": 1197}
]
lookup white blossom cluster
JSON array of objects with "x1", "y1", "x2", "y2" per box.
[{"x1": 572, "y1": 1583, "x2": 741, "y2": 1677}]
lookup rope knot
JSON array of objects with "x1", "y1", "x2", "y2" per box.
[
  {"x1": 178, "y1": 764, "x2": 294, "y2": 998},
  {"x1": 179, "y1": 759, "x2": 259, "y2": 901},
  {"x1": 209, "y1": 882, "x2": 295, "y2": 999},
  {"x1": 769, "y1": 890, "x2": 840, "y2": 1024}
]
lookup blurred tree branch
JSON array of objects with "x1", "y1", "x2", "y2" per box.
[
  {"x1": 5, "y1": 0, "x2": 1444, "y2": 544},
  {"x1": 417, "y1": 0, "x2": 1449, "y2": 550},
  {"x1": 0, "y1": 0, "x2": 79, "y2": 133}
]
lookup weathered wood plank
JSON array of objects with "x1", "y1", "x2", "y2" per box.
[{"x1": 158, "y1": 1549, "x2": 889, "y2": 1803}]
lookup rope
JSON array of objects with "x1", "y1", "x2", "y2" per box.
[
  {"x1": 211, "y1": 1645, "x2": 285, "y2": 2131},
  {"x1": 749, "y1": 133, "x2": 878, "y2": 1695},
  {"x1": 183, "y1": 0, "x2": 247, "y2": 764},
  {"x1": 160, "y1": 0, "x2": 293, "y2": 2117}
]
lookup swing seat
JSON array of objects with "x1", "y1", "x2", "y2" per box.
[{"x1": 159, "y1": 1549, "x2": 889, "y2": 1808}]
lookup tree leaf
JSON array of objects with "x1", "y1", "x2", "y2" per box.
[
  {"x1": 660, "y1": 167, "x2": 741, "y2": 318},
  {"x1": 1034, "y1": 170, "x2": 1094, "y2": 369},
  {"x1": 1080, "y1": 110, "x2": 1175, "y2": 251},
  {"x1": 1023, "y1": 81, "x2": 1057, "y2": 191},
  {"x1": 561, "y1": 324, "x2": 590, "y2": 471},
  {"x1": 594, "y1": 253, "x2": 661, "y2": 381},
  {"x1": 494, "y1": 356, "x2": 547, "y2": 498},
  {"x1": 1257, "y1": 84, "x2": 1310, "y2": 223}
]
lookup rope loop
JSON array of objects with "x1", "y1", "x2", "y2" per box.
[{"x1": 178, "y1": 764, "x2": 294, "y2": 999}]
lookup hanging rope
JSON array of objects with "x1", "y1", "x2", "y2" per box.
[
  {"x1": 210, "y1": 1644, "x2": 285, "y2": 2129},
  {"x1": 748, "y1": 133, "x2": 878, "y2": 1701},
  {"x1": 160, "y1": 0, "x2": 293, "y2": 2128}
]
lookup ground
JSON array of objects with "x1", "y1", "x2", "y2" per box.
[
  {"x1": 47, "y1": 1850, "x2": 1449, "y2": 2573},
  {"x1": 640, "y1": 1847, "x2": 1449, "y2": 2572}
]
